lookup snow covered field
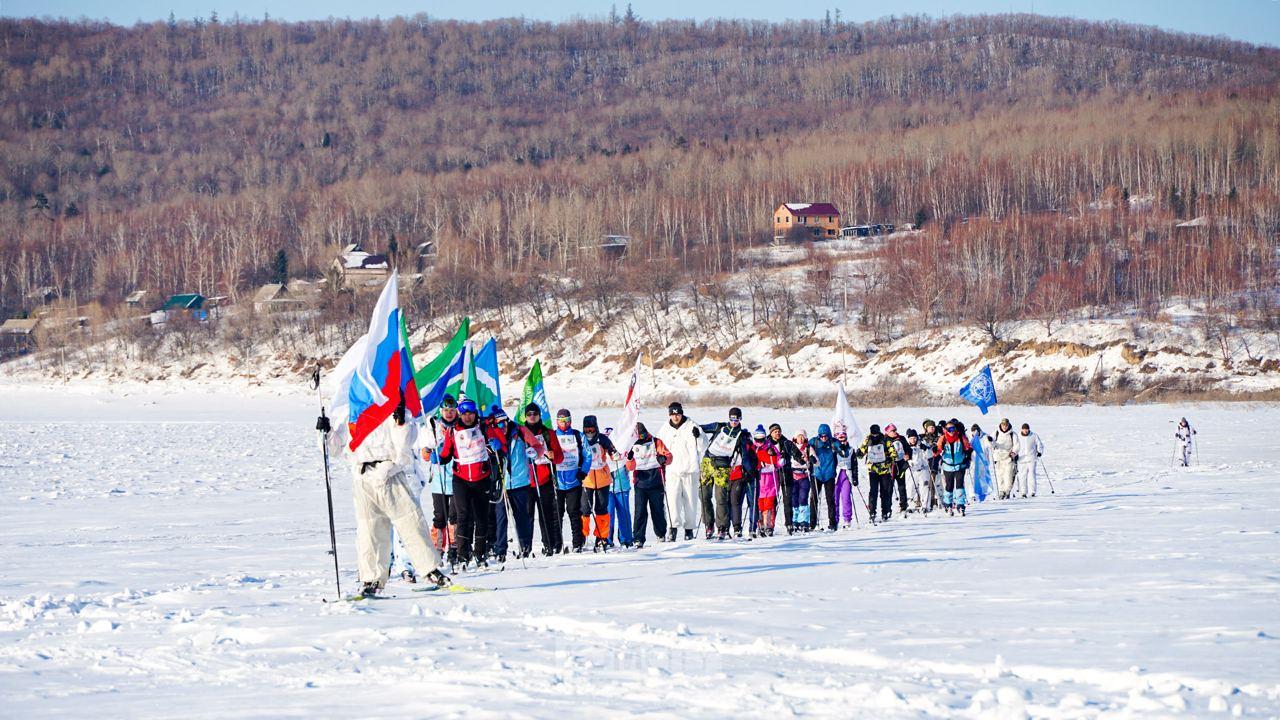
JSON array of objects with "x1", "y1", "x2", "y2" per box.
[{"x1": 2, "y1": 388, "x2": 1278, "y2": 718}]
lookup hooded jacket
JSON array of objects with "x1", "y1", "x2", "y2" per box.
[
  {"x1": 656, "y1": 416, "x2": 702, "y2": 475},
  {"x1": 937, "y1": 429, "x2": 973, "y2": 473},
  {"x1": 810, "y1": 424, "x2": 839, "y2": 481}
]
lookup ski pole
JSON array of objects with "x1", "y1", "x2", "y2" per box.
[
  {"x1": 311, "y1": 366, "x2": 342, "y2": 602},
  {"x1": 1038, "y1": 459, "x2": 1056, "y2": 494},
  {"x1": 906, "y1": 465, "x2": 924, "y2": 511},
  {"x1": 528, "y1": 455, "x2": 556, "y2": 556},
  {"x1": 849, "y1": 468, "x2": 861, "y2": 529}
]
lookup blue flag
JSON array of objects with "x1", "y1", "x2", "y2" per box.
[
  {"x1": 970, "y1": 432, "x2": 994, "y2": 502},
  {"x1": 959, "y1": 364, "x2": 998, "y2": 415}
]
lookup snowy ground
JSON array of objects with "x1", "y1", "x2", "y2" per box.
[{"x1": 1, "y1": 390, "x2": 1278, "y2": 718}]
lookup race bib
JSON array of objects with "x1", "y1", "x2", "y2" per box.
[
  {"x1": 556, "y1": 433, "x2": 580, "y2": 471},
  {"x1": 866, "y1": 443, "x2": 887, "y2": 464},
  {"x1": 454, "y1": 425, "x2": 488, "y2": 465},
  {"x1": 707, "y1": 428, "x2": 738, "y2": 458}
]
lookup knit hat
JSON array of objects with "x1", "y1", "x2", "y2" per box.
[
  {"x1": 668, "y1": 402, "x2": 684, "y2": 415},
  {"x1": 753, "y1": 424, "x2": 766, "y2": 439},
  {"x1": 556, "y1": 408, "x2": 572, "y2": 420},
  {"x1": 906, "y1": 428, "x2": 918, "y2": 438},
  {"x1": 869, "y1": 424, "x2": 881, "y2": 435},
  {"x1": 885, "y1": 423, "x2": 897, "y2": 433},
  {"x1": 582, "y1": 415, "x2": 599, "y2": 430},
  {"x1": 523, "y1": 402, "x2": 542, "y2": 417},
  {"x1": 729, "y1": 407, "x2": 742, "y2": 420}
]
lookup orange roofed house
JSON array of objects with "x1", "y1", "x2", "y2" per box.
[{"x1": 773, "y1": 203, "x2": 841, "y2": 241}]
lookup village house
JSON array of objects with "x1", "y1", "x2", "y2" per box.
[
  {"x1": 773, "y1": 203, "x2": 841, "y2": 241},
  {"x1": 0, "y1": 317, "x2": 40, "y2": 357},
  {"x1": 252, "y1": 283, "x2": 307, "y2": 313},
  {"x1": 331, "y1": 243, "x2": 391, "y2": 289}
]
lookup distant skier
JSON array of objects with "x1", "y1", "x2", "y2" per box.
[
  {"x1": 884, "y1": 424, "x2": 912, "y2": 513},
  {"x1": 518, "y1": 403, "x2": 565, "y2": 556},
  {"x1": 937, "y1": 420, "x2": 972, "y2": 516},
  {"x1": 1013, "y1": 422, "x2": 1044, "y2": 497},
  {"x1": 920, "y1": 420, "x2": 942, "y2": 511},
  {"x1": 809, "y1": 424, "x2": 839, "y2": 531},
  {"x1": 656, "y1": 402, "x2": 703, "y2": 541},
  {"x1": 767, "y1": 424, "x2": 799, "y2": 533},
  {"x1": 992, "y1": 418, "x2": 1017, "y2": 500},
  {"x1": 904, "y1": 429, "x2": 929, "y2": 511},
  {"x1": 626, "y1": 422, "x2": 668, "y2": 549},
  {"x1": 832, "y1": 423, "x2": 857, "y2": 528},
  {"x1": 699, "y1": 407, "x2": 753, "y2": 540},
  {"x1": 604, "y1": 428, "x2": 634, "y2": 549},
  {"x1": 332, "y1": 391, "x2": 450, "y2": 598},
  {"x1": 859, "y1": 424, "x2": 899, "y2": 523},
  {"x1": 500, "y1": 413, "x2": 543, "y2": 560},
  {"x1": 753, "y1": 425, "x2": 781, "y2": 536},
  {"x1": 436, "y1": 399, "x2": 506, "y2": 569},
  {"x1": 1176, "y1": 418, "x2": 1196, "y2": 467},
  {"x1": 580, "y1": 415, "x2": 617, "y2": 552},
  {"x1": 485, "y1": 406, "x2": 513, "y2": 564},
  {"x1": 553, "y1": 409, "x2": 590, "y2": 552},
  {"x1": 428, "y1": 395, "x2": 461, "y2": 567},
  {"x1": 789, "y1": 430, "x2": 814, "y2": 532}
]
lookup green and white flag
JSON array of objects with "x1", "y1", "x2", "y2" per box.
[
  {"x1": 414, "y1": 317, "x2": 470, "y2": 415},
  {"x1": 519, "y1": 359, "x2": 550, "y2": 422}
]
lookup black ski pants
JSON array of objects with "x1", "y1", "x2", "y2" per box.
[
  {"x1": 633, "y1": 485, "x2": 667, "y2": 545},
  {"x1": 453, "y1": 476, "x2": 491, "y2": 563},
  {"x1": 557, "y1": 485, "x2": 585, "y2": 549},
  {"x1": 868, "y1": 470, "x2": 894, "y2": 520}
]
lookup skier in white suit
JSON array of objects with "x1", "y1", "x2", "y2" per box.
[
  {"x1": 992, "y1": 418, "x2": 1018, "y2": 500},
  {"x1": 1013, "y1": 422, "x2": 1044, "y2": 498},
  {"x1": 1176, "y1": 418, "x2": 1196, "y2": 467},
  {"x1": 330, "y1": 394, "x2": 451, "y2": 597},
  {"x1": 656, "y1": 401, "x2": 703, "y2": 541}
]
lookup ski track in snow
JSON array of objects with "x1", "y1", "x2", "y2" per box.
[{"x1": 1, "y1": 400, "x2": 1278, "y2": 717}]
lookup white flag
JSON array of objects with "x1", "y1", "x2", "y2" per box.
[
  {"x1": 612, "y1": 352, "x2": 644, "y2": 455},
  {"x1": 832, "y1": 383, "x2": 863, "y2": 446}
]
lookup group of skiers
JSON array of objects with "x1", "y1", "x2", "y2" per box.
[{"x1": 329, "y1": 395, "x2": 1065, "y2": 599}]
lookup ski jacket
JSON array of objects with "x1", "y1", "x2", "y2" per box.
[
  {"x1": 859, "y1": 432, "x2": 899, "y2": 475},
  {"x1": 887, "y1": 433, "x2": 912, "y2": 470},
  {"x1": 993, "y1": 429, "x2": 1017, "y2": 464},
  {"x1": 611, "y1": 465, "x2": 631, "y2": 493},
  {"x1": 1175, "y1": 426, "x2": 1195, "y2": 444},
  {"x1": 626, "y1": 436, "x2": 668, "y2": 490},
  {"x1": 810, "y1": 426, "x2": 839, "y2": 481},
  {"x1": 833, "y1": 438, "x2": 856, "y2": 472},
  {"x1": 790, "y1": 437, "x2": 812, "y2": 478},
  {"x1": 768, "y1": 434, "x2": 799, "y2": 482},
  {"x1": 906, "y1": 440, "x2": 929, "y2": 474},
  {"x1": 554, "y1": 428, "x2": 590, "y2": 490},
  {"x1": 754, "y1": 440, "x2": 780, "y2": 475},
  {"x1": 1013, "y1": 432, "x2": 1043, "y2": 465},
  {"x1": 512, "y1": 422, "x2": 563, "y2": 487},
  {"x1": 426, "y1": 415, "x2": 459, "y2": 494},
  {"x1": 345, "y1": 418, "x2": 415, "y2": 484},
  {"x1": 582, "y1": 432, "x2": 618, "y2": 490},
  {"x1": 937, "y1": 430, "x2": 972, "y2": 473},
  {"x1": 700, "y1": 422, "x2": 754, "y2": 470},
  {"x1": 438, "y1": 420, "x2": 504, "y2": 483},
  {"x1": 657, "y1": 417, "x2": 702, "y2": 475},
  {"x1": 503, "y1": 425, "x2": 534, "y2": 490},
  {"x1": 921, "y1": 430, "x2": 942, "y2": 472}
]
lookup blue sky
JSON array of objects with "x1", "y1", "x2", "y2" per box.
[{"x1": 3, "y1": 0, "x2": 1277, "y2": 46}]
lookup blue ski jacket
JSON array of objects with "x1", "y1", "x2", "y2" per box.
[
  {"x1": 810, "y1": 424, "x2": 838, "y2": 481},
  {"x1": 554, "y1": 428, "x2": 591, "y2": 490}
]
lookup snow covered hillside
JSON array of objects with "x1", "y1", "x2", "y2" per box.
[{"x1": 2, "y1": 391, "x2": 1277, "y2": 717}]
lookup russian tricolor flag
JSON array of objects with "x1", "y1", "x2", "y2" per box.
[{"x1": 347, "y1": 272, "x2": 422, "y2": 450}]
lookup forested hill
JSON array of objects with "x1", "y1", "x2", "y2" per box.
[{"x1": 0, "y1": 14, "x2": 1277, "y2": 326}]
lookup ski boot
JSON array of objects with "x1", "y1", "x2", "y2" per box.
[
  {"x1": 717, "y1": 530, "x2": 729, "y2": 541},
  {"x1": 425, "y1": 569, "x2": 452, "y2": 589},
  {"x1": 667, "y1": 528, "x2": 677, "y2": 542},
  {"x1": 705, "y1": 527, "x2": 714, "y2": 541},
  {"x1": 684, "y1": 529, "x2": 695, "y2": 541},
  {"x1": 446, "y1": 548, "x2": 458, "y2": 570},
  {"x1": 596, "y1": 538, "x2": 609, "y2": 552},
  {"x1": 401, "y1": 569, "x2": 418, "y2": 584},
  {"x1": 959, "y1": 505, "x2": 966, "y2": 517},
  {"x1": 476, "y1": 556, "x2": 489, "y2": 570},
  {"x1": 357, "y1": 581, "x2": 381, "y2": 599}
]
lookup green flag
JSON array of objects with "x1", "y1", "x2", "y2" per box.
[
  {"x1": 519, "y1": 359, "x2": 550, "y2": 421},
  {"x1": 414, "y1": 317, "x2": 470, "y2": 414}
]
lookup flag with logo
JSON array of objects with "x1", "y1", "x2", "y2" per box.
[
  {"x1": 464, "y1": 337, "x2": 502, "y2": 415},
  {"x1": 959, "y1": 364, "x2": 998, "y2": 415},
  {"x1": 611, "y1": 352, "x2": 644, "y2": 455}
]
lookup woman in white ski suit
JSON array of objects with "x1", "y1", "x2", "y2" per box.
[
  {"x1": 992, "y1": 419, "x2": 1017, "y2": 499},
  {"x1": 1175, "y1": 418, "x2": 1196, "y2": 467},
  {"x1": 342, "y1": 415, "x2": 443, "y2": 590},
  {"x1": 656, "y1": 402, "x2": 702, "y2": 539},
  {"x1": 1013, "y1": 424, "x2": 1044, "y2": 498}
]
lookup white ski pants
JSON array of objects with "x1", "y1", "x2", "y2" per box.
[
  {"x1": 1181, "y1": 441, "x2": 1193, "y2": 466},
  {"x1": 1016, "y1": 461, "x2": 1037, "y2": 497},
  {"x1": 354, "y1": 470, "x2": 441, "y2": 587},
  {"x1": 667, "y1": 471, "x2": 701, "y2": 530},
  {"x1": 994, "y1": 458, "x2": 1016, "y2": 497}
]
